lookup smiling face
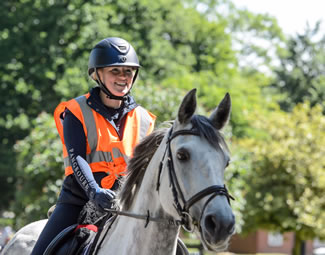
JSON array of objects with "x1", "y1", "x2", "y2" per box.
[{"x1": 98, "y1": 66, "x2": 137, "y2": 97}]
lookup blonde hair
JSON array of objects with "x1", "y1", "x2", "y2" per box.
[{"x1": 90, "y1": 68, "x2": 102, "y2": 81}]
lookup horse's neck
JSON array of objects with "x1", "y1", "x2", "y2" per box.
[{"x1": 98, "y1": 152, "x2": 180, "y2": 255}]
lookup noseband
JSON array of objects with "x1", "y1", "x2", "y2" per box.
[{"x1": 156, "y1": 127, "x2": 234, "y2": 231}]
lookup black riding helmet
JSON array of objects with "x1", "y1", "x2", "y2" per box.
[{"x1": 88, "y1": 37, "x2": 140, "y2": 100}]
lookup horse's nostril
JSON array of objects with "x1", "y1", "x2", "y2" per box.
[
  {"x1": 204, "y1": 214, "x2": 235, "y2": 243},
  {"x1": 204, "y1": 215, "x2": 219, "y2": 239}
]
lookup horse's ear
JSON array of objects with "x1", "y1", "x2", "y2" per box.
[
  {"x1": 177, "y1": 88, "x2": 197, "y2": 124},
  {"x1": 209, "y1": 93, "x2": 231, "y2": 130}
]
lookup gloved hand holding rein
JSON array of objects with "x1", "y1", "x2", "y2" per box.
[{"x1": 76, "y1": 155, "x2": 116, "y2": 210}]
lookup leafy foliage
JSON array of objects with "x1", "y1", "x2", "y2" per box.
[
  {"x1": 238, "y1": 102, "x2": 325, "y2": 241},
  {"x1": 0, "y1": 0, "x2": 91, "y2": 212},
  {"x1": 13, "y1": 112, "x2": 63, "y2": 228},
  {"x1": 271, "y1": 23, "x2": 325, "y2": 112}
]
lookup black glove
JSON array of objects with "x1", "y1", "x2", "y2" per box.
[
  {"x1": 89, "y1": 186, "x2": 116, "y2": 210},
  {"x1": 76, "y1": 155, "x2": 116, "y2": 210}
]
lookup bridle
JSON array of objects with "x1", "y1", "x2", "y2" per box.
[
  {"x1": 105, "y1": 126, "x2": 234, "y2": 231},
  {"x1": 156, "y1": 127, "x2": 234, "y2": 231}
]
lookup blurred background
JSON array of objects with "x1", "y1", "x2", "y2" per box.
[{"x1": 0, "y1": 0, "x2": 324, "y2": 254}]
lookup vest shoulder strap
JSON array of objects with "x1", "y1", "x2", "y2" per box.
[
  {"x1": 136, "y1": 106, "x2": 156, "y2": 139},
  {"x1": 73, "y1": 95, "x2": 98, "y2": 150}
]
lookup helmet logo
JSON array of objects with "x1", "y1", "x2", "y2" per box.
[{"x1": 119, "y1": 55, "x2": 127, "y2": 63}]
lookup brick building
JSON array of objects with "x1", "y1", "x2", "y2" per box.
[{"x1": 228, "y1": 230, "x2": 314, "y2": 255}]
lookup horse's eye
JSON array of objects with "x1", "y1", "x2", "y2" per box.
[{"x1": 176, "y1": 150, "x2": 189, "y2": 161}]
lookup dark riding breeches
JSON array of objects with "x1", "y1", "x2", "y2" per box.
[
  {"x1": 31, "y1": 172, "x2": 116, "y2": 255},
  {"x1": 30, "y1": 203, "x2": 83, "y2": 255}
]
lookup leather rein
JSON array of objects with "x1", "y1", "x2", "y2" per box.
[{"x1": 105, "y1": 127, "x2": 234, "y2": 230}]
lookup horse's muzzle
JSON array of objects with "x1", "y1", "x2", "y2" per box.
[{"x1": 202, "y1": 212, "x2": 235, "y2": 251}]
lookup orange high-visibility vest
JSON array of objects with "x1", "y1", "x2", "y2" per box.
[{"x1": 54, "y1": 93, "x2": 156, "y2": 189}]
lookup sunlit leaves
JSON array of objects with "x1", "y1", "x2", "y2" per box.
[
  {"x1": 272, "y1": 24, "x2": 325, "y2": 112},
  {"x1": 238, "y1": 102, "x2": 325, "y2": 239},
  {"x1": 13, "y1": 112, "x2": 63, "y2": 228}
]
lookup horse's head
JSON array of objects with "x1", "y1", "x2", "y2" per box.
[{"x1": 158, "y1": 88, "x2": 235, "y2": 251}]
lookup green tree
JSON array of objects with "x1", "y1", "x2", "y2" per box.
[
  {"x1": 0, "y1": 0, "x2": 91, "y2": 212},
  {"x1": 271, "y1": 22, "x2": 325, "y2": 112},
  {"x1": 13, "y1": 112, "x2": 63, "y2": 228},
  {"x1": 238, "y1": 103, "x2": 325, "y2": 255}
]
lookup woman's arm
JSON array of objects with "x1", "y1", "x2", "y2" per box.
[{"x1": 63, "y1": 109, "x2": 115, "y2": 210}]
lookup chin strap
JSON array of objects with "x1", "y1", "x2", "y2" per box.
[{"x1": 94, "y1": 68, "x2": 129, "y2": 101}]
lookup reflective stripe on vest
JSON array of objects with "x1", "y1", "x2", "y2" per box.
[{"x1": 138, "y1": 106, "x2": 153, "y2": 140}]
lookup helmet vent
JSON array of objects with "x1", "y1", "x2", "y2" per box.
[{"x1": 110, "y1": 43, "x2": 129, "y2": 54}]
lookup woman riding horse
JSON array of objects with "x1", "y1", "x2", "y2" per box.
[
  {"x1": 31, "y1": 37, "x2": 156, "y2": 254},
  {"x1": 5, "y1": 89, "x2": 235, "y2": 255}
]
